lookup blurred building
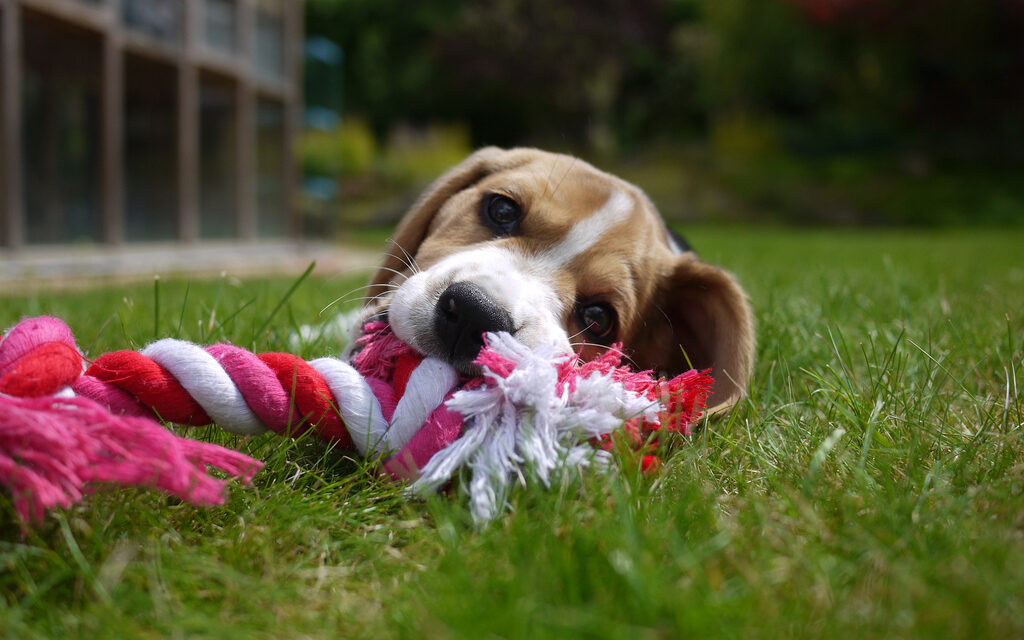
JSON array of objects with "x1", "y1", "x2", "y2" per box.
[{"x1": 0, "y1": 0, "x2": 302, "y2": 249}]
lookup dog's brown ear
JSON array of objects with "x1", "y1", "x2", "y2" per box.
[
  {"x1": 368, "y1": 146, "x2": 509, "y2": 299},
  {"x1": 632, "y1": 255, "x2": 755, "y2": 412}
]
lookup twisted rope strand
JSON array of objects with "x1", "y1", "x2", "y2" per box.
[{"x1": 75, "y1": 336, "x2": 458, "y2": 459}]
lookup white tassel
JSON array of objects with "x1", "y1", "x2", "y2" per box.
[{"x1": 409, "y1": 331, "x2": 656, "y2": 522}]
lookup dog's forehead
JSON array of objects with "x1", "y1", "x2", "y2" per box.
[
  {"x1": 480, "y1": 157, "x2": 670, "y2": 246},
  {"x1": 494, "y1": 157, "x2": 673, "y2": 301},
  {"x1": 419, "y1": 151, "x2": 674, "y2": 277},
  {"x1": 486, "y1": 155, "x2": 621, "y2": 216}
]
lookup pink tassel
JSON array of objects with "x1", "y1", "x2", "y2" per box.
[{"x1": 0, "y1": 393, "x2": 261, "y2": 524}]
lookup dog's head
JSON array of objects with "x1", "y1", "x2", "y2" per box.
[{"x1": 364, "y1": 147, "x2": 754, "y2": 410}]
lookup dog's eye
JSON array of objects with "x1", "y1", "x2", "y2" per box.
[
  {"x1": 577, "y1": 302, "x2": 617, "y2": 343},
  {"x1": 481, "y1": 194, "x2": 522, "y2": 234}
]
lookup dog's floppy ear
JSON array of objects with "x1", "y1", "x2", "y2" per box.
[
  {"x1": 368, "y1": 146, "x2": 509, "y2": 299},
  {"x1": 633, "y1": 254, "x2": 755, "y2": 412}
]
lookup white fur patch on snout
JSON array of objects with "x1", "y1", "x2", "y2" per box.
[{"x1": 389, "y1": 246, "x2": 571, "y2": 361}]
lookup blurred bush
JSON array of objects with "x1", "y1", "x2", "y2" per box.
[
  {"x1": 377, "y1": 124, "x2": 472, "y2": 186},
  {"x1": 709, "y1": 115, "x2": 784, "y2": 167},
  {"x1": 300, "y1": 117, "x2": 471, "y2": 230},
  {"x1": 301, "y1": 117, "x2": 377, "y2": 178}
]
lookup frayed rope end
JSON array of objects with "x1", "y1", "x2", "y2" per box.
[{"x1": 0, "y1": 394, "x2": 261, "y2": 525}]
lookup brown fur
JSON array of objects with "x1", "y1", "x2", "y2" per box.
[{"x1": 368, "y1": 147, "x2": 755, "y2": 410}]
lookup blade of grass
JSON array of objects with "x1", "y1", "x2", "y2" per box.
[
  {"x1": 175, "y1": 280, "x2": 191, "y2": 339},
  {"x1": 153, "y1": 275, "x2": 161, "y2": 340},
  {"x1": 253, "y1": 261, "x2": 316, "y2": 342}
]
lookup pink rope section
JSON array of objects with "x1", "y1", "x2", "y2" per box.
[
  {"x1": 2, "y1": 316, "x2": 466, "y2": 487},
  {"x1": 70, "y1": 321, "x2": 463, "y2": 462},
  {"x1": 0, "y1": 317, "x2": 261, "y2": 524}
]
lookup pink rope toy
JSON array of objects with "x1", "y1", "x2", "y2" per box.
[
  {"x1": 1, "y1": 315, "x2": 713, "y2": 522},
  {"x1": 0, "y1": 317, "x2": 260, "y2": 525}
]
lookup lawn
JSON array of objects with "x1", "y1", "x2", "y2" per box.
[{"x1": 2, "y1": 227, "x2": 1022, "y2": 639}]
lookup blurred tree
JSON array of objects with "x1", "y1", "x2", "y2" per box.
[
  {"x1": 430, "y1": 0, "x2": 670, "y2": 149},
  {"x1": 706, "y1": 0, "x2": 1024, "y2": 160},
  {"x1": 307, "y1": 0, "x2": 680, "y2": 150},
  {"x1": 305, "y1": 0, "x2": 463, "y2": 137},
  {"x1": 306, "y1": 0, "x2": 1024, "y2": 160},
  {"x1": 805, "y1": 0, "x2": 1024, "y2": 162}
]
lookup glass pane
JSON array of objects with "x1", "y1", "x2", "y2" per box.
[
  {"x1": 122, "y1": 0, "x2": 183, "y2": 46},
  {"x1": 21, "y1": 12, "x2": 102, "y2": 244},
  {"x1": 203, "y1": 0, "x2": 236, "y2": 54},
  {"x1": 199, "y1": 74, "x2": 237, "y2": 239},
  {"x1": 256, "y1": 99, "x2": 285, "y2": 237},
  {"x1": 0, "y1": 7, "x2": 5, "y2": 248},
  {"x1": 124, "y1": 55, "x2": 178, "y2": 241},
  {"x1": 304, "y1": 36, "x2": 343, "y2": 129},
  {"x1": 254, "y1": 0, "x2": 284, "y2": 80}
]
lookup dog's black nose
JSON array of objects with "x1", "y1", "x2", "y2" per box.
[{"x1": 434, "y1": 281, "x2": 514, "y2": 366}]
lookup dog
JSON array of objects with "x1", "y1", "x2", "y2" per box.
[{"x1": 358, "y1": 147, "x2": 754, "y2": 411}]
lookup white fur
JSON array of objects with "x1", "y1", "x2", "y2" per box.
[
  {"x1": 538, "y1": 189, "x2": 632, "y2": 269},
  {"x1": 388, "y1": 190, "x2": 634, "y2": 362},
  {"x1": 389, "y1": 246, "x2": 569, "y2": 358}
]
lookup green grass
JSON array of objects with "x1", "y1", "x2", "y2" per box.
[{"x1": 2, "y1": 228, "x2": 1023, "y2": 639}]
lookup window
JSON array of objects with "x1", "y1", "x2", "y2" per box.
[
  {"x1": 199, "y1": 73, "x2": 237, "y2": 239},
  {"x1": 124, "y1": 55, "x2": 178, "y2": 241},
  {"x1": 256, "y1": 98, "x2": 285, "y2": 236},
  {"x1": 122, "y1": 0, "x2": 183, "y2": 46},
  {"x1": 203, "y1": 0, "x2": 237, "y2": 55},
  {"x1": 0, "y1": 6, "x2": 6, "y2": 247},
  {"x1": 254, "y1": 0, "x2": 284, "y2": 80},
  {"x1": 21, "y1": 12, "x2": 101, "y2": 244}
]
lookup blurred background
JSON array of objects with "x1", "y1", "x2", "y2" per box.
[
  {"x1": 2, "y1": 0, "x2": 1023, "y2": 257},
  {"x1": 302, "y1": 0, "x2": 1024, "y2": 233}
]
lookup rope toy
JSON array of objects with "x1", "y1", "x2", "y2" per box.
[
  {"x1": 0, "y1": 318, "x2": 261, "y2": 525},
  {"x1": 1, "y1": 315, "x2": 713, "y2": 522}
]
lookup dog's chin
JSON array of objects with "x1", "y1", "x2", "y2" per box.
[{"x1": 448, "y1": 357, "x2": 485, "y2": 377}]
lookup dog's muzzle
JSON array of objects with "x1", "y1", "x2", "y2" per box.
[{"x1": 433, "y1": 281, "x2": 514, "y2": 367}]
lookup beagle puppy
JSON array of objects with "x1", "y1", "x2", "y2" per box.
[{"x1": 361, "y1": 147, "x2": 755, "y2": 411}]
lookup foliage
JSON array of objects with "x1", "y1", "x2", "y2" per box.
[
  {"x1": 302, "y1": 121, "x2": 472, "y2": 229},
  {"x1": 304, "y1": 0, "x2": 1024, "y2": 227},
  {"x1": 301, "y1": 117, "x2": 377, "y2": 178},
  {"x1": 306, "y1": 0, "x2": 1024, "y2": 158},
  {"x1": 375, "y1": 124, "x2": 472, "y2": 186},
  {"x1": 3, "y1": 228, "x2": 1024, "y2": 637},
  {"x1": 303, "y1": 0, "x2": 465, "y2": 138}
]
